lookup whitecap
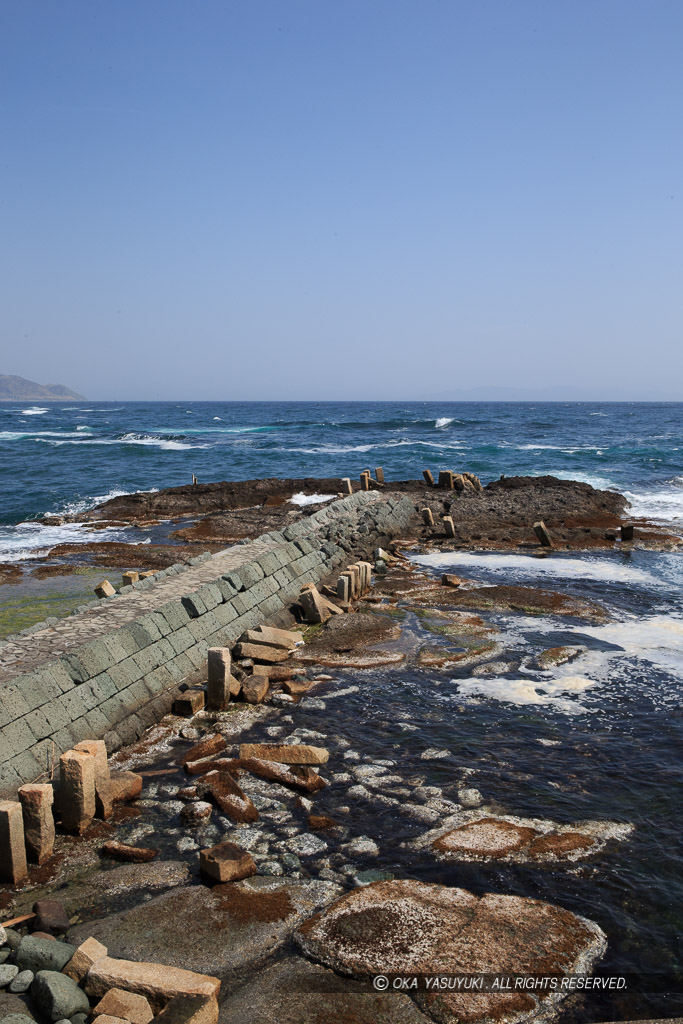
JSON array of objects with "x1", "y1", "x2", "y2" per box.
[
  {"x1": 0, "y1": 520, "x2": 131, "y2": 562},
  {"x1": 289, "y1": 492, "x2": 336, "y2": 506},
  {"x1": 435, "y1": 417, "x2": 454, "y2": 428},
  {"x1": 412, "y1": 550, "x2": 658, "y2": 586},
  {"x1": 21, "y1": 407, "x2": 48, "y2": 415}
]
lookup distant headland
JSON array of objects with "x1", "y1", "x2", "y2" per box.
[{"x1": 0, "y1": 373, "x2": 85, "y2": 401}]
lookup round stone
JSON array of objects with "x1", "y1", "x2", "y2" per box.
[
  {"x1": 9, "y1": 969, "x2": 34, "y2": 993},
  {"x1": 0, "y1": 964, "x2": 19, "y2": 987}
]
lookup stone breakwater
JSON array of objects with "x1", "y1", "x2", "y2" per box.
[{"x1": 0, "y1": 492, "x2": 415, "y2": 797}]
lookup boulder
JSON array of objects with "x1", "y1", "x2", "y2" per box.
[
  {"x1": 31, "y1": 901, "x2": 70, "y2": 937},
  {"x1": 31, "y1": 970, "x2": 90, "y2": 1022},
  {"x1": 0, "y1": 965, "x2": 19, "y2": 988},
  {"x1": 298, "y1": 587, "x2": 330, "y2": 625},
  {"x1": 241, "y1": 677, "x2": 269, "y2": 705},
  {"x1": 8, "y1": 970, "x2": 33, "y2": 994},
  {"x1": 16, "y1": 937, "x2": 75, "y2": 974},
  {"x1": 295, "y1": 880, "x2": 606, "y2": 1024}
]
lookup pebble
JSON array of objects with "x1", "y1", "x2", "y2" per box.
[
  {"x1": 402, "y1": 804, "x2": 440, "y2": 824},
  {"x1": 286, "y1": 833, "x2": 328, "y2": 856},
  {"x1": 0, "y1": 964, "x2": 19, "y2": 987},
  {"x1": 353, "y1": 765, "x2": 388, "y2": 780},
  {"x1": 343, "y1": 836, "x2": 380, "y2": 857},
  {"x1": 343, "y1": 750, "x2": 361, "y2": 761},
  {"x1": 458, "y1": 787, "x2": 483, "y2": 808},
  {"x1": 301, "y1": 698, "x2": 326, "y2": 709},
  {"x1": 331, "y1": 773, "x2": 352, "y2": 783},
  {"x1": 258, "y1": 860, "x2": 284, "y2": 876},
  {"x1": 420, "y1": 748, "x2": 451, "y2": 760},
  {"x1": 8, "y1": 970, "x2": 34, "y2": 993},
  {"x1": 176, "y1": 837, "x2": 199, "y2": 853}
]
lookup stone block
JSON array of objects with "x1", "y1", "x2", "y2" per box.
[
  {"x1": 84, "y1": 956, "x2": 220, "y2": 1011},
  {"x1": 172, "y1": 690, "x2": 206, "y2": 716},
  {"x1": 94, "y1": 580, "x2": 116, "y2": 598},
  {"x1": 341, "y1": 478, "x2": 353, "y2": 495},
  {"x1": 122, "y1": 571, "x2": 140, "y2": 586},
  {"x1": 438, "y1": 470, "x2": 454, "y2": 489},
  {"x1": 533, "y1": 520, "x2": 553, "y2": 547},
  {"x1": 199, "y1": 841, "x2": 256, "y2": 884},
  {"x1": 239, "y1": 743, "x2": 329, "y2": 765},
  {"x1": 93, "y1": 988, "x2": 154, "y2": 1024},
  {"x1": 423, "y1": 469, "x2": 435, "y2": 486},
  {"x1": 298, "y1": 586, "x2": 330, "y2": 625},
  {"x1": 195, "y1": 771, "x2": 258, "y2": 823},
  {"x1": 59, "y1": 750, "x2": 96, "y2": 834},
  {"x1": 0, "y1": 799, "x2": 28, "y2": 884},
  {"x1": 206, "y1": 648, "x2": 237, "y2": 710},
  {"x1": 443, "y1": 516, "x2": 456, "y2": 537},
  {"x1": 74, "y1": 740, "x2": 113, "y2": 820},
  {"x1": 241, "y1": 676, "x2": 268, "y2": 705},
  {"x1": 63, "y1": 936, "x2": 108, "y2": 983},
  {"x1": 18, "y1": 784, "x2": 55, "y2": 864},
  {"x1": 421, "y1": 507, "x2": 434, "y2": 526},
  {"x1": 621, "y1": 523, "x2": 634, "y2": 541}
]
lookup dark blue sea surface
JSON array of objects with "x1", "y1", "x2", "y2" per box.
[{"x1": 0, "y1": 401, "x2": 682, "y2": 555}]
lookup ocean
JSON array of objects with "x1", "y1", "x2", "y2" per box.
[
  {"x1": 1, "y1": 400, "x2": 682, "y2": 556},
  {"x1": 1, "y1": 399, "x2": 682, "y2": 1017}
]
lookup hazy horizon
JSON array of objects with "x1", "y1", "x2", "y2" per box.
[{"x1": 3, "y1": 1, "x2": 682, "y2": 401}]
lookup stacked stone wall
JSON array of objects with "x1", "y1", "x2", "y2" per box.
[{"x1": 0, "y1": 492, "x2": 415, "y2": 796}]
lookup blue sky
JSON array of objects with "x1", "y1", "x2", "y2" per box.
[{"x1": 2, "y1": 0, "x2": 682, "y2": 400}]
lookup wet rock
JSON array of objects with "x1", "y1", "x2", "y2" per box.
[
  {"x1": 215, "y1": 955, "x2": 431, "y2": 1024},
  {"x1": 16, "y1": 937, "x2": 75, "y2": 974},
  {"x1": 295, "y1": 879, "x2": 606, "y2": 1024},
  {"x1": 102, "y1": 841, "x2": 159, "y2": 863},
  {"x1": 292, "y1": 612, "x2": 403, "y2": 668},
  {"x1": 421, "y1": 815, "x2": 632, "y2": 864},
  {"x1": 471, "y1": 660, "x2": 518, "y2": 676},
  {"x1": 63, "y1": 862, "x2": 190, "y2": 923},
  {"x1": 31, "y1": 970, "x2": 90, "y2": 1022},
  {"x1": 68, "y1": 878, "x2": 342, "y2": 976},
  {"x1": 0, "y1": 1013, "x2": 36, "y2": 1024},
  {"x1": 413, "y1": 584, "x2": 610, "y2": 622},
  {"x1": 180, "y1": 802, "x2": 213, "y2": 825},
  {"x1": 536, "y1": 645, "x2": 587, "y2": 669},
  {"x1": 457, "y1": 787, "x2": 483, "y2": 808},
  {"x1": 342, "y1": 836, "x2": 379, "y2": 857},
  {"x1": 308, "y1": 815, "x2": 337, "y2": 830},
  {"x1": 173, "y1": 690, "x2": 206, "y2": 716},
  {"x1": 420, "y1": 748, "x2": 450, "y2": 760},
  {"x1": 244, "y1": 757, "x2": 328, "y2": 794},
  {"x1": 234, "y1": 642, "x2": 291, "y2": 663},
  {"x1": 285, "y1": 834, "x2": 328, "y2": 857},
  {"x1": 241, "y1": 626, "x2": 303, "y2": 650}
]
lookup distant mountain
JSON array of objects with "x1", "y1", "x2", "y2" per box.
[{"x1": 0, "y1": 374, "x2": 85, "y2": 401}]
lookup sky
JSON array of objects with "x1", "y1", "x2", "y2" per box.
[{"x1": 1, "y1": 0, "x2": 682, "y2": 401}]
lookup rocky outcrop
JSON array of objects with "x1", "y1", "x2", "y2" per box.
[{"x1": 295, "y1": 879, "x2": 607, "y2": 1024}]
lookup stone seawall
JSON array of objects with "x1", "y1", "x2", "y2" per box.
[{"x1": 0, "y1": 492, "x2": 415, "y2": 797}]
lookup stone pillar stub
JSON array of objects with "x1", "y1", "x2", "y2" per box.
[
  {"x1": 75, "y1": 740, "x2": 113, "y2": 820},
  {"x1": 18, "y1": 783, "x2": 55, "y2": 864},
  {"x1": 59, "y1": 749, "x2": 96, "y2": 834},
  {"x1": 0, "y1": 799, "x2": 28, "y2": 884}
]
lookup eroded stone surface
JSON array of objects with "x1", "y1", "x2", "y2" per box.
[{"x1": 295, "y1": 880, "x2": 606, "y2": 1024}]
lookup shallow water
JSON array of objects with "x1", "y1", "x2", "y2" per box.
[{"x1": 90, "y1": 547, "x2": 683, "y2": 1021}]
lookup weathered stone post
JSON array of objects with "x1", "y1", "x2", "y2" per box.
[
  {"x1": 423, "y1": 469, "x2": 435, "y2": 486},
  {"x1": 621, "y1": 524, "x2": 634, "y2": 541},
  {"x1": 74, "y1": 740, "x2": 113, "y2": 820},
  {"x1": 375, "y1": 467, "x2": 384, "y2": 484},
  {"x1": 360, "y1": 472, "x2": 370, "y2": 491},
  {"x1": 336, "y1": 575, "x2": 351, "y2": 604},
  {"x1": 59, "y1": 749, "x2": 96, "y2": 834},
  {"x1": 422, "y1": 507, "x2": 434, "y2": 526},
  {"x1": 0, "y1": 799, "x2": 28, "y2": 884},
  {"x1": 18, "y1": 783, "x2": 55, "y2": 864},
  {"x1": 94, "y1": 580, "x2": 116, "y2": 598},
  {"x1": 341, "y1": 478, "x2": 353, "y2": 495},
  {"x1": 122, "y1": 571, "x2": 140, "y2": 585},
  {"x1": 207, "y1": 647, "x2": 239, "y2": 710},
  {"x1": 533, "y1": 521, "x2": 553, "y2": 547},
  {"x1": 443, "y1": 516, "x2": 456, "y2": 537},
  {"x1": 438, "y1": 471, "x2": 455, "y2": 489}
]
